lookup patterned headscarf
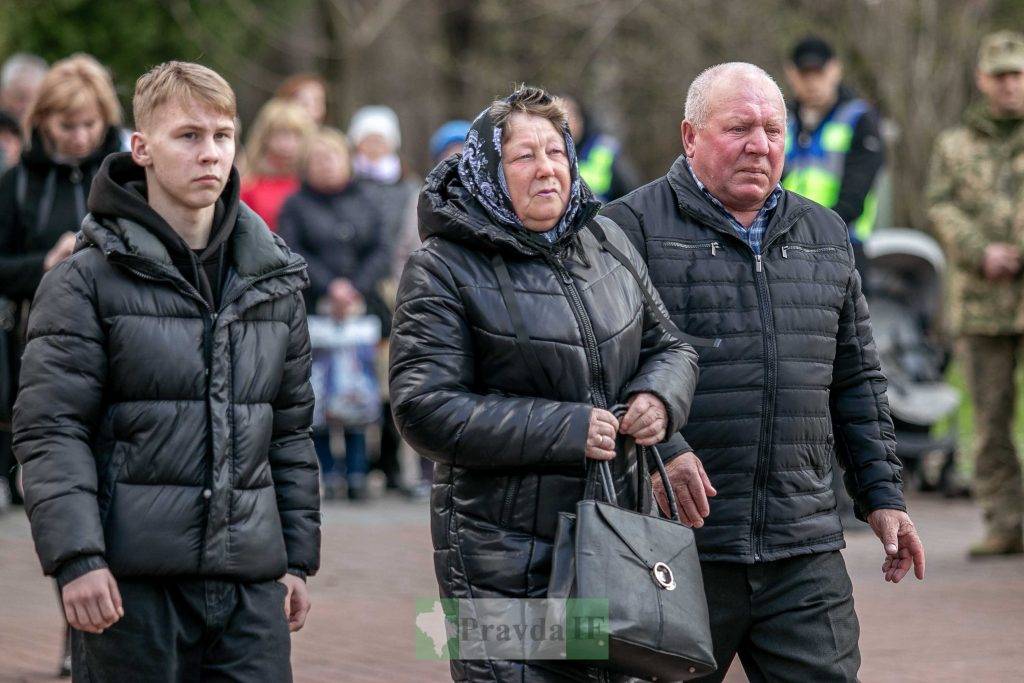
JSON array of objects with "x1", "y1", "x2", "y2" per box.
[{"x1": 457, "y1": 93, "x2": 590, "y2": 243}]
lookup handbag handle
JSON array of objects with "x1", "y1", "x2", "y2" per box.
[{"x1": 585, "y1": 405, "x2": 683, "y2": 523}]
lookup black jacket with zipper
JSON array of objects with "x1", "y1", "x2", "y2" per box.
[
  {"x1": 0, "y1": 127, "x2": 123, "y2": 301},
  {"x1": 389, "y1": 156, "x2": 698, "y2": 682},
  {"x1": 601, "y1": 154, "x2": 904, "y2": 563},
  {"x1": 13, "y1": 154, "x2": 320, "y2": 586}
]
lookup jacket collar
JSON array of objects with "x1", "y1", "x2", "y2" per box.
[
  {"x1": 665, "y1": 154, "x2": 810, "y2": 249},
  {"x1": 964, "y1": 103, "x2": 1024, "y2": 149},
  {"x1": 81, "y1": 203, "x2": 299, "y2": 279}
]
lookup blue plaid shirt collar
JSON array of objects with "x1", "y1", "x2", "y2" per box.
[{"x1": 684, "y1": 158, "x2": 782, "y2": 255}]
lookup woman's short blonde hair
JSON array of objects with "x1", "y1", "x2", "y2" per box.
[
  {"x1": 245, "y1": 98, "x2": 316, "y2": 175},
  {"x1": 25, "y1": 53, "x2": 121, "y2": 135},
  {"x1": 298, "y1": 127, "x2": 350, "y2": 178},
  {"x1": 489, "y1": 85, "x2": 567, "y2": 143},
  {"x1": 133, "y1": 60, "x2": 236, "y2": 132}
]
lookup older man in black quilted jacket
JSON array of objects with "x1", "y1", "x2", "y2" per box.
[
  {"x1": 14, "y1": 62, "x2": 319, "y2": 682},
  {"x1": 601, "y1": 62, "x2": 925, "y2": 682}
]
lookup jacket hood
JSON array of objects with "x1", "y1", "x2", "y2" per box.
[
  {"x1": 418, "y1": 155, "x2": 601, "y2": 256},
  {"x1": 81, "y1": 153, "x2": 301, "y2": 280},
  {"x1": 21, "y1": 126, "x2": 123, "y2": 172}
]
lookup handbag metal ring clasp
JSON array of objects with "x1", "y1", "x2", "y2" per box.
[{"x1": 652, "y1": 562, "x2": 676, "y2": 591}]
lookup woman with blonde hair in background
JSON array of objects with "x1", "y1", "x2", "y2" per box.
[
  {"x1": 0, "y1": 53, "x2": 125, "y2": 676},
  {"x1": 240, "y1": 98, "x2": 315, "y2": 231}
]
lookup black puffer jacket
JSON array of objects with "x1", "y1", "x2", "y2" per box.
[
  {"x1": 13, "y1": 173, "x2": 320, "y2": 586},
  {"x1": 602, "y1": 155, "x2": 904, "y2": 564},
  {"x1": 0, "y1": 128, "x2": 123, "y2": 300},
  {"x1": 390, "y1": 157, "x2": 698, "y2": 682},
  {"x1": 277, "y1": 181, "x2": 391, "y2": 304}
]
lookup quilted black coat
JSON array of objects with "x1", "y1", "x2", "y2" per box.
[
  {"x1": 601, "y1": 155, "x2": 905, "y2": 564},
  {"x1": 14, "y1": 199, "x2": 320, "y2": 586},
  {"x1": 389, "y1": 157, "x2": 699, "y2": 682}
]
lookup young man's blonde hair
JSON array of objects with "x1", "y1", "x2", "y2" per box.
[
  {"x1": 244, "y1": 98, "x2": 316, "y2": 177},
  {"x1": 298, "y1": 126, "x2": 350, "y2": 179},
  {"x1": 25, "y1": 53, "x2": 122, "y2": 136},
  {"x1": 133, "y1": 61, "x2": 236, "y2": 132}
]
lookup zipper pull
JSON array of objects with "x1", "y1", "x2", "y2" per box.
[
  {"x1": 782, "y1": 246, "x2": 788, "y2": 259},
  {"x1": 711, "y1": 243, "x2": 718, "y2": 256},
  {"x1": 755, "y1": 254, "x2": 763, "y2": 273},
  {"x1": 560, "y1": 270, "x2": 572, "y2": 284}
]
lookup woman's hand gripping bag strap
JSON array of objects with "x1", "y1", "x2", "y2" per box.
[{"x1": 548, "y1": 406, "x2": 716, "y2": 681}]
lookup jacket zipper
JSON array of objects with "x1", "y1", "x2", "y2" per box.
[
  {"x1": 665, "y1": 240, "x2": 719, "y2": 256},
  {"x1": 501, "y1": 475, "x2": 523, "y2": 526},
  {"x1": 749, "y1": 250, "x2": 775, "y2": 562},
  {"x1": 781, "y1": 245, "x2": 839, "y2": 258},
  {"x1": 552, "y1": 262, "x2": 607, "y2": 410}
]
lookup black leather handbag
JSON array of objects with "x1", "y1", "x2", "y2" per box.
[{"x1": 547, "y1": 433, "x2": 716, "y2": 682}]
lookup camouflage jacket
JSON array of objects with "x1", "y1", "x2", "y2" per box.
[{"x1": 927, "y1": 105, "x2": 1024, "y2": 335}]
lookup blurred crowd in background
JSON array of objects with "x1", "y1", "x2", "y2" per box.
[
  {"x1": 0, "y1": 48, "x2": 653, "y2": 509},
  {"x1": 0, "y1": 27, "x2": 1019, "y2": 545}
]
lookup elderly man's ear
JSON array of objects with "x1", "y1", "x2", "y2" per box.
[{"x1": 680, "y1": 120, "x2": 697, "y2": 157}]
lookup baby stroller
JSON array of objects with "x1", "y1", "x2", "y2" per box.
[{"x1": 863, "y1": 228, "x2": 965, "y2": 495}]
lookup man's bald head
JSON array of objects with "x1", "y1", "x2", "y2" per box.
[
  {"x1": 681, "y1": 62, "x2": 787, "y2": 218},
  {"x1": 685, "y1": 62, "x2": 786, "y2": 130}
]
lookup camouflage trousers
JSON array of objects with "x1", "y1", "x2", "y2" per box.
[{"x1": 960, "y1": 334, "x2": 1024, "y2": 537}]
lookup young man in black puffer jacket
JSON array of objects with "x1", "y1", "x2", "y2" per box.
[
  {"x1": 14, "y1": 61, "x2": 320, "y2": 682},
  {"x1": 602, "y1": 62, "x2": 925, "y2": 682}
]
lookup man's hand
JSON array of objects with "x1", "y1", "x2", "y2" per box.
[
  {"x1": 652, "y1": 452, "x2": 716, "y2": 527},
  {"x1": 867, "y1": 509, "x2": 926, "y2": 583},
  {"x1": 585, "y1": 408, "x2": 619, "y2": 461},
  {"x1": 62, "y1": 568, "x2": 123, "y2": 634},
  {"x1": 982, "y1": 243, "x2": 1021, "y2": 280},
  {"x1": 619, "y1": 393, "x2": 668, "y2": 446},
  {"x1": 43, "y1": 232, "x2": 77, "y2": 272},
  {"x1": 278, "y1": 573, "x2": 311, "y2": 632}
]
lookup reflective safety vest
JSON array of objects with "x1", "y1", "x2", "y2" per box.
[
  {"x1": 783, "y1": 99, "x2": 878, "y2": 242},
  {"x1": 578, "y1": 134, "x2": 618, "y2": 201}
]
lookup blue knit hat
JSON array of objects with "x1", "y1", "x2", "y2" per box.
[{"x1": 429, "y1": 120, "x2": 471, "y2": 162}]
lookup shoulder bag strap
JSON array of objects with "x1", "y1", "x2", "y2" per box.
[
  {"x1": 490, "y1": 252, "x2": 560, "y2": 398},
  {"x1": 588, "y1": 217, "x2": 721, "y2": 349}
]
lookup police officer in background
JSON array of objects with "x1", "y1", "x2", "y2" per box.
[
  {"x1": 560, "y1": 94, "x2": 640, "y2": 203},
  {"x1": 783, "y1": 36, "x2": 885, "y2": 281}
]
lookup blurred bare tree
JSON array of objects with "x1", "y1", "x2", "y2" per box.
[{"x1": 3, "y1": 0, "x2": 1023, "y2": 229}]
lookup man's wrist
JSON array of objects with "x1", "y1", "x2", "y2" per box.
[
  {"x1": 286, "y1": 567, "x2": 308, "y2": 582},
  {"x1": 55, "y1": 555, "x2": 108, "y2": 590}
]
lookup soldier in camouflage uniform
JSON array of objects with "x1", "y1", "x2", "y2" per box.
[{"x1": 927, "y1": 30, "x2": 1024, "y2": 557}]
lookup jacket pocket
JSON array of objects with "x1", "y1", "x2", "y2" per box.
[
  {"x1": 99, "y1": 442, "x2": 128, "y2": 527},
  {"x1": 499, "y1": 474, "x2": 523, "y2": 527},
  {"x1": 780, "y1": 244, "x2": 842, "y2": 260},
  {"x1": 664, "y1": 240, "x2": 719, "y2": 256}
]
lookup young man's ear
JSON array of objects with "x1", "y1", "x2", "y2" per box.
[{"x1": 131, "y1": 131, "x2": 152, "y2": 167}]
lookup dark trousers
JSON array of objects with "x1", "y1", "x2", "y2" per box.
[
  {"x1": 312, "y1": 427, "x2": 369, "y2": 488},
  {"x1": 694, "y1": 551, "x2": 860, "y2": 683},
  {"x1": 72, "y1": 578, "x2": 291, "y2": 683}
]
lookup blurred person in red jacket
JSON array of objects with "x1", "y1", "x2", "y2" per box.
[{"x1": 240, "y1": 99, "x2": 315, "y2": 231}]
